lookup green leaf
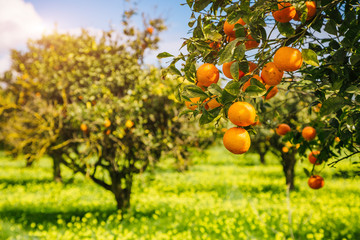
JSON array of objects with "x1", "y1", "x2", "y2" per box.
[
  {"x1": 245, "y1": 85, "x2": 267, "y2": 98},
  {"x1": 233, "y1": 44, "x2": 246, "y2": 61},
  {"x1": 302, "y1": 49, "x2": 319, "y2": 67},
  {"x1": 208, "y1": 84, "x2": 223, "y2": 97},
  {"x1": 157, "y1": 52, "x2": 173, "y2": 59},
  {"x1": 345, "y1": 86, "x2": 359, "y2": 94},
  {"x1": 238, "y1": 61, "x2": 249, "y2": 74},
  {"x1": 320, "y1": 96, "x2": 345, "y2": 116},
  {"x1": 220, "y1": 90, "x2": 237, "y2": 105},
  {"x1": 199, "y1": 107, "x2": 221, "y2": 125},
  {"x1": 218, "y1": 39, "x2": 241, "y2": 65},
  {"x1": 169, "y1": 65, "x2": 182, "y2": 76},
  {"x1": 193, "y1": 0, "x2": 212, "y2": 12},
  {"x1": 230, "y1": 61, "x2": 239, "y2": 80},
  {"x1": 303, "y1": 168, "x2": 311, "y2": 177},
  {"x1": 182, "y1": 85, "x2": 208, "y2": 99},
  {"x1": 350, "y1": 54, "x2": 360, "y2": 66},
  {"x1": 224, "y1": 80, "x2": 241, "y2": 96},
  {"x1": 277, "y1": 22, "x2": 295, "y2": 37},
  {"x1": 324, "y1": 19, "x2": 337, "y2": 35},
  {"x1": 179, "y1": 109, "x2": 193, "y2": 117}
]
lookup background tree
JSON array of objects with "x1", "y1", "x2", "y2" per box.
[{"x1": 0, "y1": 13, "x2": 217, "y2": 211}]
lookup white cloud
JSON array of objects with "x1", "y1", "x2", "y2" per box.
[
  {"x1": 0, "y1": 0, "x2": 47, "y2": 53},
  {"x1": 0, "y1": 0, "x2": 47, "y2": 73}
]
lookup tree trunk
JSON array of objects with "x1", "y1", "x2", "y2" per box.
[
  {"x1": 112, "y1": 174, "x2": 133, "y2": 211},
  {"x1": 25, "y1": 159, "x2": 33, "y2": 167},
  {"x1": 281, "y1": 150, "x2": 296, "y2": 191},
  {"x1": 259, "y1": 152, "x2": 266, "y2": 165},
  {"x1": 52, "y1": 156, "x2": 62, "y2": 183}
]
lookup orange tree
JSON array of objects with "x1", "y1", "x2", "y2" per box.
[
  {"x1": 160, "y1": 0, "x2": 360, "y2": 189},
  {"x1": 0, "y1": 15, "x2": 218, "y2": 211}
]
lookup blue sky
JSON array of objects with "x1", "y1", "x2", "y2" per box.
[{"x1": 0, "y1": 0, "x2": 192, "y2": 72}]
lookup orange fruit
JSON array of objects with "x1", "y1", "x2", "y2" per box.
[
  {"x1": 308, "y1": 150, "x2": 321, "y2": 165},
  {"x1": 223, "y1": 18, "x2": 246, "y2": 38},
  {"x1": 245, "y1": 34, "x2": 260, "y2": 50},
  {"x1": 282, "y1": 146, "x2": 289, "y2": 153},
  {"x1": 80, "y1": 123, "x2": 88, "y2": 132},
  {"x1": 335, "y1": 137, "x2": 340, "y2": 142},
  {"x1": 208, "y1": 41, "x2": 221, "y2": 51},
  {"x1": 261, "y1": 62, "x2": 284, "y2": 86},
  {"x1": 242, "y1": 74, "x2": 263, "y2": 91},
  {"x1": 146, "y1": 27, "x2": 154, "y2": 34},
  {"x1": 223, "y1": 127, "x2": 251, "y2": 154},
  {"x1": 222, "y1": 61, "x2": 245, "y2": 79},
  {"x1": 197, "y1": 63, "x2": 219, "y2": 87},
  {"x1": 276, "y1": 123, "x2": 291, "y2": 136},
  {"x1": 302, "y1": 126, "x2": 316, "y2": 141},
  {"x1": 249, "y1": 61, "x2": 257, "y2": 73},
  {"x1": 272, "y1": 1, "x2": 296, "y2": 23},
  {"x1": 106, "y1": 129, "x2": 111, "y2": 135},
  {"x1": 228, "y1": 102, "x2": 256, "y2": 127},
  {"x1": 185, "y1": 97, "x2": 201, "y2": 111},
  {"x1": 226, "y1": 36, "x2": 236, "y2": 43},
  {"x1": 206, "y1": 96, "x2": 222, "y2": 110},
  {"x1": 308, "y1": 175, "x2": 324, "y2": 189},
  {"x1": 263, "y1": 85, "x2": 278, "y2": 100},
  {"x1": 294, "y1": 1, "x2": 316, "y2": 21},
  {"x1": 125, "y1": 120, "x2": 134, "y2": 128},
  {"x1": 274, "y1": 47, "x2": 303, "y2": 72},
  {"x1": 104, "y1": 119, "x2": 111, "y2": 128}
]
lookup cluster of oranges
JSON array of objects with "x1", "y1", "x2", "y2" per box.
[
  {"x1": 184, "y1": 1, "x2": 323, "y2": 189},
  {"x1": 276, "y1": 123, "x2": 324, "y2": 189},
  {"x1": 272, "y1": 1, "x2": 316, "y2": 23},
  {"x1": 80, "y1": 119, "x2": 134, "y2": 136}
]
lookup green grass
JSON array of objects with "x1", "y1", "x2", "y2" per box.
[{"x1": 0, "y1": 147, "x2": 359, "y2": 240}]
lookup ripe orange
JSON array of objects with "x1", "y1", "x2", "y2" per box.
[
  {"x1": 222, "y1": 61, "x2": 245, "y2": 79},
  {"x1": 125, "y1": 120, "x2": 134, "y2": 129},
  {"x1": 223, "y1": 18, "x2": 246, "y2": 38},
  {"x1": 185, "y1": 97, "x2": 201, "y2": 110},
  {"x1": 197, "y1": 63, "x2": 219, "y2": 87},
  {"x1": 226, "y1": 36, "x2": 236, "y2": 43},
  {"x1": 242, "y1": 74, "x2": 263, "y2": 91},
  {"x1": 294, "y1": 1, "x2": 316, "y2": 21},
  {"x1": 276, "y1": 123, "x2": 291, "y2": 136},
  {"x1": 302, "y1": 126, "x2": 316, "y2": 141},
  {"x1": 223, "y1": 127, "x2": 251, "y2": 154},
  {"x1": 208, "y1": 41, "x2": 221, "y2": 51},
  {"x1": 104, "y1": 119, "x2": 111, "y2": 128},
  {"x1": 206, "y1": 96, "x2": 222, "y2": 110},
  {"x1": 263, "y1": 85, "x2": 278, "y2": 100},
  {"x1": 245, "y1": 34, "x2": 260, "y2": 50},
  {"x1": 274, "y1": 47, "x2": 303, "y2": 72},
  {"x1": 146, "y1": 27, "x2": 154, "y2": 34},
  {"x1": 80, "y1": 123, "x2": 88, "y2": 132},
  {"x1": 272, "y1": 1, "x2": 296, "y2": 23},
  {"x1": 249, "y1": 61, "x2": 257, "y2": 73},
  {"x1": 335, "y1": 137, "x2": 340, "y2": 142},
  {"x1": 106, "y1": 129, "x2": 111, "y2": 135},
  {"x1": 261, "y1": 62, "x2": 284, "y2": 86},
  {"x1": 228, "y1": 102, "x2": 256, "y2": 127},
  {"x1": 282, "y1": 146, "x2": 289, "y2": 153},
  {"x1": 308, "y1": 175, "x2": 324, "y2": 189},
  {"x1": 308, "y1": 150, "x2": 321, "y2": 165}
]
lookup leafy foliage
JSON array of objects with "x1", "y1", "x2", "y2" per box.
[{"x1": 162, "y1": 0, "x2": 360, "y2": 176}]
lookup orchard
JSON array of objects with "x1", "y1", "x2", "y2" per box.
[{"x1": 160, "y1": 0, "x2": 360, "y2": 189}]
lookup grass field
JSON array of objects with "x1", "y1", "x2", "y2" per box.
[{"x1": 0, "y1": 146, "x2": 359, "y2": 240}]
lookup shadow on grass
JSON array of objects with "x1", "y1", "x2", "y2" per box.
[{"x1": 0, "y1": 206, "x2": 117, "y2": 231}]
